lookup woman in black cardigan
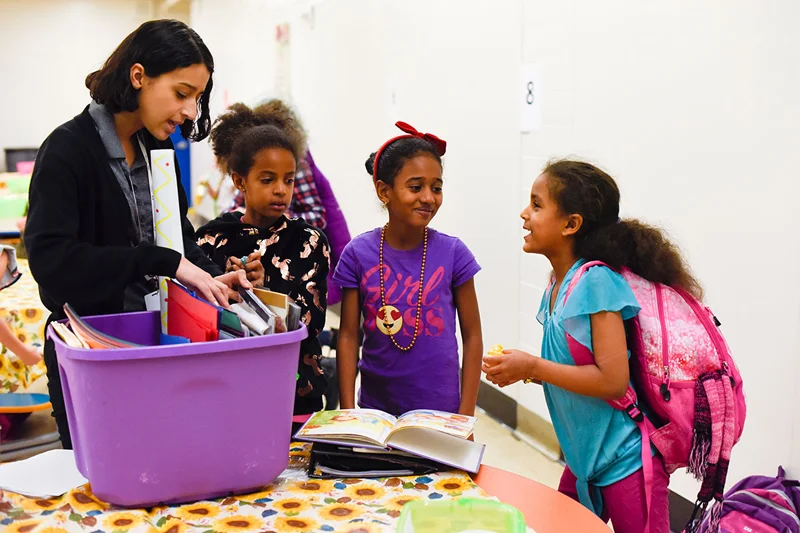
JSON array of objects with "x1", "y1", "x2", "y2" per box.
[{"x1": 25, "y1": 20, "x2": 249, "y2": 448}]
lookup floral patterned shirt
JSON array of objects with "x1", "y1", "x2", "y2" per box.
[{"x1": 196, "y1": 213, "x2": 329, "y2": 414}]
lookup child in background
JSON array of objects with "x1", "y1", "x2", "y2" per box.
[
  {"x1": 213, "y1": 100, "x2": 351, "y2": 409},
  {"x1": 482, "y1": 160, "x2": 698, "y2": 532},
  {"x1": 196, "y1": 103, "x2": 329, "y2": 425},
  {"x1": 222, "y1": 100, "x2": 351, "y2": 306},
  {"x1": 334, "y1": 122, "x2": 483, "y2": 417},
  {"x1": 0, "y1": 245, "x2": 41, "y2": 366}
]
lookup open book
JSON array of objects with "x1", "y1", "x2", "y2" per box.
[{"x1": 295, "y1": 409, "x2": 485, "y2": 474}]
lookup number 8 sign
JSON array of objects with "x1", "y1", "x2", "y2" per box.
[{"x1": 519, "y1": 64, "x2": 542, "y2": 132}]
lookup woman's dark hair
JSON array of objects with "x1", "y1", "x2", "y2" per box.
[
  {"x1": 210, "y1": 101, "x2": 307, "y2": 175},
  {"x1": 85, "y1": 19, "x2": 214, "y2": 141},
  {"x1": 365, "y1": 138, "x2": 443, "y2": 185},
  {"x1": 543, "y1": 159, "x2": 704, "y2": 299},
  {"x1": 211, "y1": 103, "x2": 301, "y2": 177}
]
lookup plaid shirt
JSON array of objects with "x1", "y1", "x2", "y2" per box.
[
  {"x1": 286, "y1": 157, "x2": 326, "y2": 229},
  {"x1": 227, "y1": 156, "x2": 326, "y2": 229}
]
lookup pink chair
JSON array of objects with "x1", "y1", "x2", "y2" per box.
[{"x1": 15, "y1": 161, "x2": 34, "y2": 174}]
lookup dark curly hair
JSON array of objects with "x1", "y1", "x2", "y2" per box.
[
  {"x1": 85, "y1": 19, "x2": 214, "y2": 141},
  {"x1": 210, "y1": 100, "x2": 307, "y2": 175},
  {"x1": 544, "y1": 159, "x2": 704, "y2": 300},
  {"x1": 210, "y1": 103, "x2": 304, "y2": 177},
  {"x1": 252, "y1": 99, "x2": 308, "y2": 156},
  {"x1": 365, "y1": 138, "x2": 443, "y2": 186}
]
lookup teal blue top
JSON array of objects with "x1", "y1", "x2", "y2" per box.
[{"x1": 536, "y1": 260, "x2": 643, "y2": 515}]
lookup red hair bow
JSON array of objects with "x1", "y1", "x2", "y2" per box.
[{"x1": 373, "y1": 121, "x2": 447, "y2": 181}]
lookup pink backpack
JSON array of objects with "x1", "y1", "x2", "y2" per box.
[{"x1": 562, "y1": 261, "x2": 747, "y2": 533}]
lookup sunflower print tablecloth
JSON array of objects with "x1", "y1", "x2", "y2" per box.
[
  {"x1": 0, "y1": 443, "x2": 490, "y2": 533},
  {"x1": 0, "y1": 259, "x2": 47, "y2": 392}
]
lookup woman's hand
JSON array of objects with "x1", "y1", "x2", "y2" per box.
[
  {"x1": 482, "y1": 349, "x2": 538, "y2": 388},
  {"x1": 176, "y1": 257, "x2": 250, "y2": 308},
  {"x1": 226, "y1": 253, "x2": 265, "y2": 288}
]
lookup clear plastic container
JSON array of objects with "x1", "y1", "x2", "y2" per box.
[{"x1": 396, "y1": 497, "x2": 528, "y2": 533}]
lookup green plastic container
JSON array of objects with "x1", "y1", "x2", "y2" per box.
[
  {"x1": 4, "y1": 175, "x2": 31, "y2": 195},
  {"x1": 0, "y1": 195, "x2": 28, "y2": 218},
  {"x1": 396, "y1": 498, "x2": 527, "y2": 533}
]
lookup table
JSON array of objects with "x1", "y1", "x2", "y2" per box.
[
  {"x1": 0, "y1": 259, "x2": 48, "y2": 393},
  {"x1": 474, "y1": 464, "x2": 610, "y2": 532},
  {"x1": 0, "y1": 445, "x2": 613, "y2": 532},
  {"x1": 0, "y1": 443, "x2": 491, "y2": 532}
]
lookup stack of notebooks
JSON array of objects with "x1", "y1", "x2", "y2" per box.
[
  {"x1": 231, "y1": 286, "x2": 301, "y2": 337},
  {"x1": 53, "y1": 281, "x2": 301, "y2": 348},
  {"x1": 53, "y1": 304, "x2": 140, "y2": 349},
  {"x1": 294, "y1": 409, "x2": 486, "y2": 479}
]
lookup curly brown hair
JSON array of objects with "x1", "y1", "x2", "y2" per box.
[
  {"x1": 209, "y1": 100, "x2": 307, "y2": 175},
  {"x1": 543, "y1": 159, "x2": 704, "y2": 300}
]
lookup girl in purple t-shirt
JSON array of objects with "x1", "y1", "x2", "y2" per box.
[{"x1": 333, "y1": 122, "x2": 483, "y2": 417}]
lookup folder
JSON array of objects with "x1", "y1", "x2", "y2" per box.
[{"x1": 166, "y1": 280, "x2": 220, "y2": 342}]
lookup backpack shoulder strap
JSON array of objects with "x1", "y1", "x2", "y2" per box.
[
  {"x1": 561, "y1": 261, "x2": 641, "y2": 411},
  {"x1": 560, "y1": 260, "x2": 610, "y2": 367},
  {"x1": 561, "y1": 261, "x2": 654, "y2": 533},
  {"x1": 563, "y1": 260, "x2": 609, "y2": 303}
]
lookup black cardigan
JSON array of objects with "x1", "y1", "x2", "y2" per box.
[{"x1": 25, "y1": 106, "x2": 222, "y2": 320}]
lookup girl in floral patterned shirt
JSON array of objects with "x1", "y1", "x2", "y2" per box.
[{"x1": 196, "y1": 103, "x2": 329, "y2": 421}]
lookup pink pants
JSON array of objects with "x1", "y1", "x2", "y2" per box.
[{"x1": 558, "y1": 455, "x2": 671, "y2": 533}]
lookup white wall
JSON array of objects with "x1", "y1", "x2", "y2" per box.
[
  {"x1": 190, "y1": 0, "x2": 799, "y2": 500},
  {"x1": 519, "y1": 0, "x2": 800, "y2": 499},
  {"x1": 189, "y1": 0, "x2": 283, "y2": 215},
  {"x1": 190, "y1": 0, "x2": 524, "y2": 382},
  {"x1": 0, "y1": 0, "x2": 159, "y2": 170},
  {"x1": 282, "y1": 0, "x2": 525, "y2": 392}
]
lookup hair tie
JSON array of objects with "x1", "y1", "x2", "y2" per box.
[{"x1": 373, "y1": 121, "x2": 447, "y2": 181}]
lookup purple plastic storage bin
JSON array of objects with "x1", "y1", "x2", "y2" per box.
[{"x1": 48, "y1": 311, "x2": 307, "y2": 507}]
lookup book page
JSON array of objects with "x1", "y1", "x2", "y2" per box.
[
  {"x1": 295, "y1": 409, "x2": 396, "y2": 446},
  {"x1": 51, "y1": 322, "x2": 88, "y2": 349},
  {"x1": 390, "y1": 409, "x2": 475, "y2": 439},
  {"x1": 386, "y1": 427, "x2": 485, "y2": 474}
]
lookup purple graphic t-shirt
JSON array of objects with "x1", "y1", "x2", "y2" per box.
[{"x1": 333, "y1": 227, "x2": 481, "y2": 416}]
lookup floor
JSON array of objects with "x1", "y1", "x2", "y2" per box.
[{"x1": 474, "y1": 408, "x2": 564, "y2": 490}]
